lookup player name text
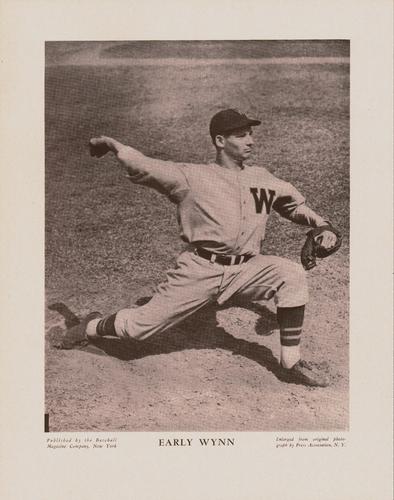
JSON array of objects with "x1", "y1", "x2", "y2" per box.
[{"x1": 158, "y1": 437, "x2": 235, "y2": 447}]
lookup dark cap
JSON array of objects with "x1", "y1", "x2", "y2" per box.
[{"x1": 209, "y1": 109, "x2": 261, "y2": 140}]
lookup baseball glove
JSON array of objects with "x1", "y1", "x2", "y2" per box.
[{"x1": 301, "y1": 224, "x2": 342, "y2": 270}]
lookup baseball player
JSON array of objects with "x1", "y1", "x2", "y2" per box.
[{"x1": 60, "y1": 109, "x2": 341, "y2": 387}]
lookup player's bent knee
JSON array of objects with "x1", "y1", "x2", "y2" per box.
[
  {"x1": 277, "y1": 262, "x2": 309, "y2": 307},
  {"x1": 290, "y1": 263, "x2": 307, "y2": 286},
  {"x1": 280, "y1": 261, "x2": 306, "y2": 283}
]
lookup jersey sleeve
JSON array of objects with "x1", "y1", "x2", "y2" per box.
[
  {"x1": 273, "y1": 181, "x2": 326, "y2": 227},
  {"x1": 119, "y1": 147, "x2": 189, "y2": 203},
  {"x1": 273, "y1": 181, "x2": 305, "y2": 216}
]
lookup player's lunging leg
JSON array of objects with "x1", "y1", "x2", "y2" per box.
[{"x1": 222, "y1": 255, "x2": 329, "y2": 387}]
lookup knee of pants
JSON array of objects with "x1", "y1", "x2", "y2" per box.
[
  {"x1": 275, "y1": 262, "x2": 309, "y2": 307},
  {"x1": 113, "y1": 306, "x2": 174, "y2": 340}
]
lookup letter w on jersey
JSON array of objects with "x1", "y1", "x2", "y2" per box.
[{"x1": 250, "y1": 188, "x2": 276, "y2": 214}]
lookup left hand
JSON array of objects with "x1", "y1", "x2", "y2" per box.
[
  {"x1": 301, "y1": 224, "x2": 342, "y2": 270},
  {"x1": 314, "y1": 230, "x2": 337, "y2": 250}
]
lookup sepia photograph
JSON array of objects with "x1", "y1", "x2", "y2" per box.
[{"x1": 45, "y1": 40, "x2": 349, "y2": 432}]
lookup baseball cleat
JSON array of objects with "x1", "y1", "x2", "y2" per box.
[
  {"x1": 279, "y1": 360, "x2": 329, "y2": 388},
  {"x1": 56, "y1": 311, "x2": 102, "y2": 350}
]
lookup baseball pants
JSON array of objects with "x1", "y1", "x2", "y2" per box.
[{"x1": 113, "y1": 249, "x2": 308, "y2": 340}]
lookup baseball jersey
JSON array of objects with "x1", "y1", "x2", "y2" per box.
[{"x1": 124, "y1": 155, "x2": 316, "y2": 255}]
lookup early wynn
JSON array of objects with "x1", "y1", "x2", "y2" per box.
[{"x1": 158, "y1": 437, "x2": 235, "y2": 447}]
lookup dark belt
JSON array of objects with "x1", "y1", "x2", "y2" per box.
[{"x1": 194, "y1": 247, "x2": 253, "y2": 266}]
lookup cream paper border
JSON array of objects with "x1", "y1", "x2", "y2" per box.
[{"x1": 0, "y1": 1, "x2": 392, "y2": 499}]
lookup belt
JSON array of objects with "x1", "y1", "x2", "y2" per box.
[{"x1": 194, "y1": 247, "x2": 253, "y2": 266}]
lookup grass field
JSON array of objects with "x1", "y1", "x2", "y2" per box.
[{"x1": 45, "y1": 41, "x2": 349, "y2": 431}]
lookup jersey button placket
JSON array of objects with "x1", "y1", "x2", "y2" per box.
[
  {"x1": 232, "y1": 172, "x2": 243, "y2": 250},
  {"x1": 239, "y1": 186, "x2": 247, "y2": 241}
]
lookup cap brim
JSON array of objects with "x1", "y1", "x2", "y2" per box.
[{"x1": 222, "y1": 118, "x2": 261, "y2": 134}]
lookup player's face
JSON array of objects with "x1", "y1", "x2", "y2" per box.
[{"x1": 221, "y1": 127, "x2": 254, "y2": 161}]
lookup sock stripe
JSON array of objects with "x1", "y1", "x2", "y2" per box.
[
  {"x1": 281, "y1": 338, "x2": 301, "y2": 347},
  {"x1": 280, "y1": 334, "x2": 301, "y2": 341},
  {"x1": 280, "y1": 328, "x2": 302, "y2": 337},
  {"x1": 96, "y1": 313, "x2": 117, "y2": 337}
]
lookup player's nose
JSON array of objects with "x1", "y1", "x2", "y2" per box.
[{"x1": 246, "y1": 134, "x2": 254, "y2": 146}]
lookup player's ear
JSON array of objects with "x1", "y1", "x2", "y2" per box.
[{"x1": 214, "y1": 134, "x2": 225, "y2": 148}]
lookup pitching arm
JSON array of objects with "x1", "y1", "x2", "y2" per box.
[{"x1": 89, "y1": 136, "x2": 189, "y2": 201}]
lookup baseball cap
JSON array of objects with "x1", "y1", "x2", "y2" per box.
[{"x1": 209, "y1": 109, "x2": 261, "y2": 140}]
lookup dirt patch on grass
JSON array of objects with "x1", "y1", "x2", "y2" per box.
[{"x1": 46, "y1": 40, "x2": 349, "y2": 66}]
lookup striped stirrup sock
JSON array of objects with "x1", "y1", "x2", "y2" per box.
[
  {"x1": 277, "y1": 306, "x2": 305, "y2": 368},
  {"x1": 96, "y1": 313, "x2": 118, "y2": 337}
]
